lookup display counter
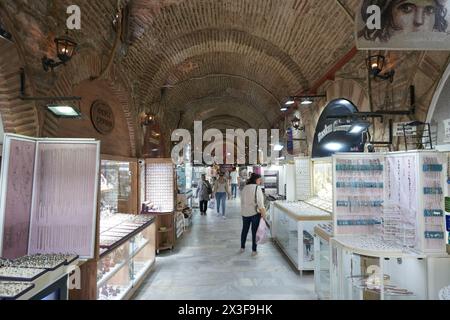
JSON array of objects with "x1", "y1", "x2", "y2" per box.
[
  {"x1": 314, "y1": 223, "x2": 333, "y2": 300},
  {"x1": 97, "y1": 214, "x2": 155, "y2": 300},
  {"x1": 0, "y1": 254, "x2": 79, "y2": 300},
  {"x1": 330, "y1": 235, "x2": 450, "y2": 300},
  {"x1": 272, "y1": 201, "x2": 331, "y2": 272}
]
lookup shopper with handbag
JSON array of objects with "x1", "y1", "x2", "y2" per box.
[
  {"x1": 196, "y1": 174, "x2": 212, "y2": 216},
  {"x1": 240, "y1": 173, "x2": 267, "y2": 256}
]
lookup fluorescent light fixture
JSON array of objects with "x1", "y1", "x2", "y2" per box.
[
  {"x1": 274, "y1": 144, "x2": 284, "y2": 151},
  {"x1": 46, "y1": 104, "x2": 82, "y2": 118},
  {"x1": 301, "y1": 99, "x2": 313, "y2": 105},
  {"x1": 324, "y1": 142, "x2": 344, "y2": 152}
]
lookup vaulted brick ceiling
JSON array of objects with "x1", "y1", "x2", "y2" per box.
[
  {"x1": 124, "y1": 0, "x2": 359, "y2": 129},
  {"x1": 1, "y1": 0, "x2": 362, "y2": 133}
]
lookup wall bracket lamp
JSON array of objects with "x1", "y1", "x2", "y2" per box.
[
  {"x1": 42, "y1": 34, "x2": 77, "y2": 72},
  {"x1": 366, "y1": 54, "x2": 395, "y2": 83}
]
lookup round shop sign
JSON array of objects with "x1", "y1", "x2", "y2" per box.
[{"x1": 91, "y1": 100, "x2": 115, "y2": 135}]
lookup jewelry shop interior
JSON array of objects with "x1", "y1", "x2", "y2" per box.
[{"x1": 0, "y1": 0, "x2": 450, "y2": 302}]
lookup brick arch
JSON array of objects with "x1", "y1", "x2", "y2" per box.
[
  {"x1": 0, "y1": 20, "x2": 39, "y2": 137},
  {"x1": 41, "y1": 53, "x2": 137, "y2": 156}
]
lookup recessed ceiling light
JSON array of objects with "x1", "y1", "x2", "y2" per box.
[
  {"x1": 280, "y1": 107, "x2": 288, "y2": 112},
  {"x1": 46, "y1": 104, "x2": 82, "y2": 118},
  {"x1": 301, "y1": 99, "x2": 313, "y2": 105}
]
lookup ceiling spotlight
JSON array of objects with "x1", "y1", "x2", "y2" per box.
[
  {"x1": 301, "y1": 99, "x2": 313, "y2": 105},
  {"x1": 285, "y1": 99, "x2": 296, "y2": 106},
  {"x1": 280, "y1": 107, "x2": 288, "y2": 112},
  {"x1": 349, "y1": 121, "x2": 371, "y2": 135},
  {"x1": 324, "y1": 142, "x2": 344, "y2": 152}
]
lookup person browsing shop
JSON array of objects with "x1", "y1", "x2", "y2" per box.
[
  {"x1": 230, "y1": 167, "x2": 239, "y2": 199},
  {"x1": 240, "y1": 173, "x2": 267, "y2": 257},
  {"x1": 196, "y1": 174, "x2": 212, "y2": 216},
  {"x1": 213, "y1": 173, "x2": 231, "y2": 219}
]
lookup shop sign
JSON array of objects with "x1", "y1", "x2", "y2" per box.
[
  {"x1": 91, "y1": 100, "x2": 115, "y2": 135},
  {"x1": 393, "y1": 122, "x2": 416, "y2": 137},
  {"x1": 318, "y1": 124, "x2": 333, "y2": 143},
  {"x1": 443, "y1": 119, "x2": 450, "y2": 143}
]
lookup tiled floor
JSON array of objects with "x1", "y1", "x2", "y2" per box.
[{"x1": 133, "y1": 198, "x2": 317, "y2": 300}]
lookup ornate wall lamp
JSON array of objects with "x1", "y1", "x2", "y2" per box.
[
  {"x1": 42, "y1": 33, "x2": 78, "y2": 72},
  {"x1": 366, "y1": 54, "x2": 395, "y2": 82}
]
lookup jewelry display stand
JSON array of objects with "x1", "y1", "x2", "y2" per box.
[
  {"x1": 0, "y1": 134, "x2": 100, "y2": 260},
  {"x1": 142, "y1": 159, "x2": 176, "y2": 253},
  {"x1": 328, "y1": 151, "x2": 450, "y2": 300},
  {"x1": 0, "y1": 134, "x2": 100, "y2": 300}
]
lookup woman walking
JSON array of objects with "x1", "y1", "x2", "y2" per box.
[
  {"x1": 196, "y1": 174, "x2": 212, "y2": 216},
  {"x1": 240, "y1": 173, "x2": 267, "y2": 256},
  {"x1": 213, "y1": 172, "x2": 231, "y2": 219}
]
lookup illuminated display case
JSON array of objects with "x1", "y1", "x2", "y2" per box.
[
  {"x1": 272, "y1": 201, "x2": 331, "y2": 272},
  {"x1": 305, "y1": 158, "x2": 333, "y2": 212},
  {"x1": 97, "y1": 222, "x2": 155, "y2": 300}
]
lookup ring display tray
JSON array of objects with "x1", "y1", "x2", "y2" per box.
[
  {"x1": 0, "y1": 267, "x2": 48, "y2": 282},
  {"x1": 11, "y1": 255, "x2": 67, "y2": 271},
  {"x1": 0, "y1": 281, "x2": 35, "y2": 300}
]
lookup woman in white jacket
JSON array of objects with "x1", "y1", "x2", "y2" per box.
[{"x1": 240, "y1": 173, "x2": 267, "y2": 256}]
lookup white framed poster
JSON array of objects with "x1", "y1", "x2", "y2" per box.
[
  {"x1": 356, "y1": 0, "x2": 450, "y2": 50},
  {"x1": 443, "y1": 118, "x2": 450, "y2": 143}
]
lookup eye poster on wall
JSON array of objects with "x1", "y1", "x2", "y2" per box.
[{"x1": 356, "y1": 0, "x2": 450, "y2": 50}]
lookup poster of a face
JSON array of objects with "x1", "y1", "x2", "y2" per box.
[{"x1": 357, "y1": 0, "x2": 450, "y2": 49}]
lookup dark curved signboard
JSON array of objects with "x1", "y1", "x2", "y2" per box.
[{"x1": 312, "y1": 99, "x2": 365, "y2": 158}]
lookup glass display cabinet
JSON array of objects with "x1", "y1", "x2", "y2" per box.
[
  {"x1": 272, "y1": 201, "x2": 331, "y2": 272},
  {"x1": 314, "y1": 223, "x2": 333, "y2": 300},
  {"x1": 330, "y1": 235, "x2": 450, "y2": 300},
  {"x1": 100, "y1": 157, "x2": 138, "y2": 218},
  {"x1": 97, "y1": 222, "x2": 156, "y2": 300}
]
